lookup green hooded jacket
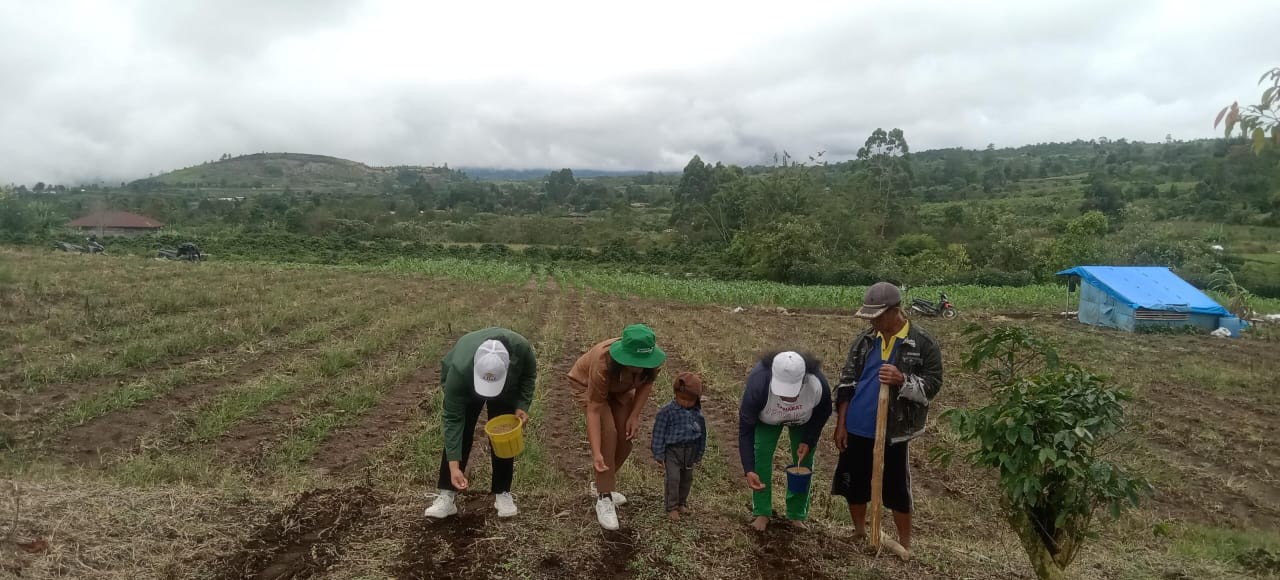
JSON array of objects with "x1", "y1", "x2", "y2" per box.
[{"x1": 441, "y1": 327, "x2": 537, "y2": 461}]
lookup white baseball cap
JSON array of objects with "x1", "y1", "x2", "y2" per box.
[
  {"x1": 769, "y1": 351, "x2": 806, "y2": 398},
  {"x1": 473, "y1": 340, "x2": 510, "y2": 398}
]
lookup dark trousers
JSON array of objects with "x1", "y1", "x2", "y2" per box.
[
  {"x1": 663, "y1": 443, "x2": 697, "y2": 511},
  {"x1": 437, "y1": 398, "x2": 515, "y2": 494},
  {"x1": 831, "y1": 433, "x2": 912, "y2": 514}
]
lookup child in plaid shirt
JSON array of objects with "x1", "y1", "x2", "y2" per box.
[{"x1": 651, "y1": 372, "x2": 707, "y2": 521}]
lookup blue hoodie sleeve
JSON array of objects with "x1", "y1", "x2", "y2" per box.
[
  {"x1": 803, "y1": 369, "x2": 833, "y2": 447},
  {"x1": 738, "y1": 363, "x2": 770, "y2": 474}
]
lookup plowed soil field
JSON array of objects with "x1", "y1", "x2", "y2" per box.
[{"x1": 2, "y1": 249, "x2": 1278, "y2": 579}]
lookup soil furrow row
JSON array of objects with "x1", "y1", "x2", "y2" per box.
[
  {"x1": 44, "y1": 281, "x2": 421, "y2": 465},
  {"x1": 48, "y1": 314, "x2": 368, "y2": 465},
  {"x1": 11, "y1": 279, "x2": 380, "y2": 424},
  {"x1": 310, "y1": 365, "x2": 441, "y2": 476},
  {"x1": 540, "y1": 283, "x2": 589, "y2": 483},
  {"x1": 206, "y1": 302, "x2": 462, "y2": 466},
  {"x1": 280, "y1": 285, "x2": 536, "y2": 477},
  {"x1": 12, "y1": 268, "x2": 348, "y2": 391},
  {"x1": 210, "y1": 486, "x2": 381, "y2": 580}
]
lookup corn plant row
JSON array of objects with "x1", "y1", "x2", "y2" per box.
[
  {"x1": 560, "y1": 269, "x2": 1068, "y2": 310},
  {"x1": 378, "y1": 257, "x2": 534, "y2": 284},
  {"x1": 365, "y1": 256, "x2": 1280, "y2": 314}
]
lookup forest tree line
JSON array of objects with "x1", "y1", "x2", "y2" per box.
[{"x1": 3, "y1": 131, "x2": 1278, "y2": 296}]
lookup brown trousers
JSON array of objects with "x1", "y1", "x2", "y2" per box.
[{"x1": 578, "y1": 388, "x2": 635, "y2": 494}]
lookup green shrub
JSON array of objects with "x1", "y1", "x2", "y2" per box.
[{"x1": 935, "y1": 325, "x2": 1150, "y2": 580}]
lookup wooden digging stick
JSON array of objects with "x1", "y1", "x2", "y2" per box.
[{"x1": 869, "y1": 377, "x2": 890, "y2": 553}]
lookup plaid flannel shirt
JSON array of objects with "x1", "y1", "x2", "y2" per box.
[{"x1": 650, "y1": 400, "x2": 707, "y2": 463}]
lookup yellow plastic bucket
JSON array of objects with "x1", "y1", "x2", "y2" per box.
[{"x1": 484, "y1": 414, "x2": 525, "y2": 459}]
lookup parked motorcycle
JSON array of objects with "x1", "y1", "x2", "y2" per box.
[{"x1": 910, "y1": 292, "x2": 957, "y2": 319}]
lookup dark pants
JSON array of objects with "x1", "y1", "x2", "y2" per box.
[
  {"x1": 663, "y1": 443, "x2": 697, "y2": 511},
  {"x1": 436, "y1": 398, "x2": 515, "y2": 494},
  {"x1": 831, "y1": 433, "x2": 912, "y2": 514}
]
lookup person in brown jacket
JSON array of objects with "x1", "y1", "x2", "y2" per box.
[{"x1": 568, "y1": 323, "x2": 666, "y2": 530}]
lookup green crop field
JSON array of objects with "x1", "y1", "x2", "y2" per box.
[{"x1": 372, "y1": 257, "x2": 1280, "y2": 315}]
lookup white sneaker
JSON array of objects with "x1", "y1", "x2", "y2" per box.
[
  {"x1": 589, "y1": 482, "x2": 627, "y2": 506},
  {"x1": 595, "y1": 496, "x2": 620, "y2": 530},
  {"x1": 494, "y1": 492, "x2": 518, "y2": 518},
  {"x1": 423, "y1": 490, "x2": 458, "y2": 519}
]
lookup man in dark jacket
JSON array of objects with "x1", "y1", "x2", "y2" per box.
[{"x1": 831, "y1": 282, "x2": 943, "y2": 556}]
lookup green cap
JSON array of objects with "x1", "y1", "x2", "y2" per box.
[{"x1": 609, "y1": 324, "x2": 666, "y2": 369}]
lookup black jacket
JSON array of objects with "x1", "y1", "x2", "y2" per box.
[{"x1": 834, "y1": 324, "x2": 943, "y2": 444}]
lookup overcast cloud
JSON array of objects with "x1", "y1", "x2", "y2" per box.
[{"x1": 1, "y1": 0, "x2": 1275, "y2": 184}]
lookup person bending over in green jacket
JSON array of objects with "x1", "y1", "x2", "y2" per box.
[{"x1": 423, "y1": 327, "x2": 536, "y2": 520}]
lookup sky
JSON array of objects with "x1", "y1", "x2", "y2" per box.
[{"x1": 1, "y1": 0, "x2": 1276, "y2": 185}]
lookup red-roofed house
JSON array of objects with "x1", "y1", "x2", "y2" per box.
[{"x1": 66, "y1": 211, "x2": 164, "y2": 236}]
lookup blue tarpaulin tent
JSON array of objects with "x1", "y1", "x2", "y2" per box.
[{"x1": 1056, "y1": 266, "x2": 1244, "y2": 336}]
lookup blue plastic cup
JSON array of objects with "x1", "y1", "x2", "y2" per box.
[{"x1": 785, "y1": 464, "x2": 813, "y2": 494}]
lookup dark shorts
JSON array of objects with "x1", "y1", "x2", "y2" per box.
[{"x1": 831, "y1": 433, "x2": 912, "y2": 514}]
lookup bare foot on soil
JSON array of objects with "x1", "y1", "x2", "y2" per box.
[
  {"x1": 678, "y1": 506, "x2": 692, "y2": 514},
  {"x1": 789, "y1": 520, "x2": 808, "y2": 531},
  {"x1": 668, "y1": 510, "x2": 681, "y2": 521},
  {"x1": 750, "y1": 516, "x2": 769, "y2": 532},
  {"x1": 881, "y1": 536, "x2": 912, "y2": 561},
  {"x1": 862, "y1": 533, "x2": 911, "y2": 560}
]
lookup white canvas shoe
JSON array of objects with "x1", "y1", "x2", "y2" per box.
[
  {"x1": 494, "y1": 492, "x2": 518, "y2": 518},
  {"x1": 423, "y1": 490, "x2": 458, "y2": 519},
  {"x1": 589, "y1": 482, "x2": 627, "y2": 506},
  {"x1": 595, "y1": 496, "x2": 620, "y2": 531}
]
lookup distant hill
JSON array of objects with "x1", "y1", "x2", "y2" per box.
[
  {"x1": 458, "y1": 167, "x2": 658, "y2": 181},
  {"x1": 134, "y1": 153, "x2": 457, "y2": 192},
  {"x1": 132, "y1": 153, "x2": 665, "y2": 192}
]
